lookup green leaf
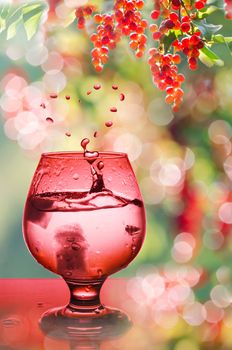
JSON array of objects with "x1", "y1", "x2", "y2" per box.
[
  {"x1": 0, "y1": 5, "x2": 10, "y2": 19},
  {"x1": 212, "y1": 34, "x2": 232, "y2": 55},
  {"x1": 0, "y1": 2, "x2": 47, "y2": 40},
  {"x1": 22, "y1": 4, "x2": 46, "y2": 40},
  {"x1": 199, "y1": 45, "x2": 224, "y2": 67},
  {"x1": 163, "y1": 31, "x2": 177, "y2": 52},
  {"x1": 193, "y1": 19, "x2": 222, "y2": 41},
  {"x1": 6, "y1": 6, "x2": 23, "y2": 40}
]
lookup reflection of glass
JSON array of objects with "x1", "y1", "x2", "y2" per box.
[
  {"x1": 23, "y1": 152, "x2": 146, "y2": 325},
  {"x1": 41, "y1": 308, "x2": 131, "y2": 350}
]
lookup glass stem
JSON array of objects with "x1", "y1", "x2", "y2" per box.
[{"x1": 65, "y1": 278, "x2": 106, "y2": 312}]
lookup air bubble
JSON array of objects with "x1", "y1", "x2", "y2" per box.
[
  {"x1": 65, "y1": 271, "x2": 72, "y2": 276},
  {"x1": 71, "y1": 243, "x2": 81, "y2": 250},
  {"x1": 73, "y1": 173, "x2": 79, "y2": 180},
  {"x1": 125, "y1": 225, "x2": 140, "y2": 235},
  {"x1": 66, "y1": 237, "x2": 75, "y2": 242},
  {"x1": 97, "y1": 269, "x2": 103, "y2": 277},
  {"x1": 97, "y1": 161, "x2": 104, "y2": 170},
  {"x1": 2, "y1": 318, "x2": 21, "y2": 327},
  {"x1": 37, "y1": 302, "x2": 44, "y2": 308}
]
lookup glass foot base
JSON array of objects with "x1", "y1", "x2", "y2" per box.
[{"x1": 39, "y1": 306, "x2": 132, "y2": 341}]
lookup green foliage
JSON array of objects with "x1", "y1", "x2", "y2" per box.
[
  {"x1": 199, "y1": 45, "x2": 224, "y2": 66},
  {"x1": 0, "y1": 1, "x2": 47, "y2": 40}
]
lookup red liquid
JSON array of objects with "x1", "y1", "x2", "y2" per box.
[{"x1": 24, "y1": 190, "x2": 145, "y2": 280}]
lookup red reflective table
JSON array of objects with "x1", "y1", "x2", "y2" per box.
[{"x1": 0, "y1": 279, "x2": 148, "y2": 350}]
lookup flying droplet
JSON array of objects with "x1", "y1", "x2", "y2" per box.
[
  {"x1": 40, "y1": 102, "x2": 46, "y2": 109},
  {"x1": 94, "y1": 84, "x2": 101, "y2": 90},
  {"x1": 85, "y1": 150, "x2": 99, "y2": 163},
  {"x1": 81, "y1": 138, "x2": 90, "y2": 150},
  {"x1": 94, "y1": 131, "x2": 98, "y2": 138},
  {"x1": 110, "y1": 107, "x2": 117, "y2": 112},
  {"x1": 46, "y1": 117, "x2": 54, "y2": 124},
  {"x1": 87, "y1": 90, "x2": 92, "y2": 95},
  {"x1": 105, "y1": 120, "x2": 113, "y2": 127},
  {"x1": 50, "y1": 93, "x2": 58, "y2": 99},
  {"x1": 65, "y1": 132, "x2": 71, "y2": 137},
  {"x1": 65, "y1": 95, "x2": 70, "y2": 100},
  {"x1": 97, "y1": 161, "x2": 104, "y2": 170},
  {"x1": 120, "y1": 93, "x2": 125, "y2": 101},
  {"x1": 112, "y1": 85, "x2": 118, "y2": 90}
]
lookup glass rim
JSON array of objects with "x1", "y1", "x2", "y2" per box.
[{"x1": 41, "y1": 151, "x2": 128, "y2": 160}]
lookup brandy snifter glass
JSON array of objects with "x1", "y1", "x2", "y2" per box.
[{"x1": 23, "y1": 152, "x2": 146, "y2": 328}]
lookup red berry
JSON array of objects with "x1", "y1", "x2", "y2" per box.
[
  {"x1": 151, "y1": 10, "x2": 160, "y2": 19},
  {"x1": 195, "y1": 1, "x2": 205, "y2": 9},
  {"x1": 181, "y1": 22, "x2": 191, "y2": 33}
]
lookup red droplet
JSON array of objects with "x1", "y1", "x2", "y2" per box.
[
  {"x1": 40, "y1": 102, "x2": 46, "y2": 109},
  {"x1": 97, "y1": 161, "x2": 104, "y2": 170},
  {"x1": 120, "y1": 93, "x2": 125, "y2": 101},
  {"x1": 65, "y1": 95, "x2": 71, "y2": 100},
  {"x1": 112, "y1": 85, "x2": 118, "y2": 90},
  {"x1": 93, "y1": 84, "x2": 101, "y2": 90},
  {"x1": 87, "y1": 90, "x2": 92, "y2": 95},
  {"x1": 81, "y1": 138, "x2": 90, "y2": 150},
  {"x1": 50, "y1": 93, "x2": 58, "y2": 99},
  {"x1": 110, "y1": 107, "x2": 117, "y2": 112},
  {"x1": 84, "y1": 150, "x2": 99, "y2": 164},
  {"x1": 105, "y1": 120, "x2": 113, "y2": 127},
  {"x1": 65, "y1": 132, "x2": 71, "y2": 137},
  {"x1": 46, "y1": 117, "x2": 54, "y2": 124},
  {"x1": 94, "y1": 131, "x2": 98, "y2": 138}
]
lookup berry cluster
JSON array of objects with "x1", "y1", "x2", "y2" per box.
[
  {"x1": 114, "y1": 0, "x2": 148, "y2": 58},
  {"x1": 75, "y1": 5, "x2": 96, "y2": 29},
  {"x1": 173, "y1": 33, "x2": 204, "y2": 70},
  {"x1": 74, "y1": 0, "x2": 229, "y2": 112},
  {"x1": 77, "y1": 1, "x2": 148, "y2": 71},
  {"x1": 148, "y1": 48, "x2": 185, "y2": 112},
  {"x1": 148, "y1": 0, "x2": 207, "y2": 110}
]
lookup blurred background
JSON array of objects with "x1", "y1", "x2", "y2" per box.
[{"x1": 1, "y1": 0, "x2": 232, "y2": 348}]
